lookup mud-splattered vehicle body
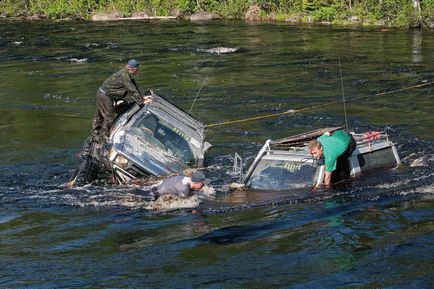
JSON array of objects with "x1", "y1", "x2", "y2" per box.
[{"x1": 71, "y1": 91, "x2": 211, "y2": 185}]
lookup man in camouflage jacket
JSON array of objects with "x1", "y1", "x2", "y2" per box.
[{"x1": 92, "y1": 59, "x2": 152, "y2": 138}]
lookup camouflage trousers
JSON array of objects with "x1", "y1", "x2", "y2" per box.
[{"x1": 92, "y1": 90, "x2": 118, "y2": 138}]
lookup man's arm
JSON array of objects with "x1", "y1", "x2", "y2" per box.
[
  {"x1": 124, "y1": 75, "x2": 153, "y2": 104},
  {"x1": 324, "y1": 171, "x2": 332, "y2": 188},
  {"x1": 312, "y1": 170, "x2": 332, "y2": 191}
]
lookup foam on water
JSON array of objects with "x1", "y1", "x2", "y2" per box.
[
  {"x1": 167, "y1": 46, "x2": 239, "y2": 54},
  {"x1": 11, "y1": 182, "x2": 218, "y2": 212},
  {"x1": 70, "y1": 58, "x2": 88, "y2": 64},
  {"x1": 147, "y1": 193, "x2": 201, "y2": 210},
  {"x1": 196, "y1": 47, "x2": 239, "y2": 54}
]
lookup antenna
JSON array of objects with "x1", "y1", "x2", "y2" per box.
[
  {"x1": 189, "y1": 60, "x2": 217, "y2": 113},
  {"x1": 338, "y1": 56, "x2": 349, "y2": 130}
]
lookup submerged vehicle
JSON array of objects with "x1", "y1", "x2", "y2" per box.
[
  {"x1": 233, "y1": 127, "x2": 401, "y2": 191},
  {"x1": 70, "y1": 90, "x2": 211, "y2": 185}
]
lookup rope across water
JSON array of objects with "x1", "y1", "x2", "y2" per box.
[{"x1": 205, "y1": 81, "x2": 433, "y2": 128}]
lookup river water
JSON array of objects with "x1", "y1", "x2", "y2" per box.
[{"x1": 0, "y1": 20, "x2": 433, "y2": 288}]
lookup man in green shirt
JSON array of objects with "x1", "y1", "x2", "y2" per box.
[
  {"x1": 309, "y1": 129, "x2": 356, "y2": 188},
  {"x1": 91, "y1": 59, "x2": 152, "y2": 139}
]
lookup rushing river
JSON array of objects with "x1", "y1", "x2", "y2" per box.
[{"x1": 0, "y1": 20, "x2": 433, "y2": 288}]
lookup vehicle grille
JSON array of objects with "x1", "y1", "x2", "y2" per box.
[{"x1": 125, "y1": 163, "x2": 152, "y2": 178}]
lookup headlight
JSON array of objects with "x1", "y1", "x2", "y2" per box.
[
  {"x1": 108, "y1": 149, "x2": 117, "y2": 161},
  {"x1": 114, "y1": 154, "x2": 129, "y2": 168}
]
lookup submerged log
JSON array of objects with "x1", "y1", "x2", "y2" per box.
[
  {"x1": 189, "y1": 12, "x2": 221, "y2": 21},
  {"x1": 92, "y1": 12, "x2": 124, "y2": 21},
  {"x1": 92, "y1": 11, "x2": 176, "y2": 21},
  {"x1": 114, "y1": 16, "x2": 177, "y2": 20}
]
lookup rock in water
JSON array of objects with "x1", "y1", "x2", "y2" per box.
[
  {"x1": 189, "y1": 12, "x2": 221, "y2": 21},
  {"x1": 70, "y1": 58, "x2": 88, "y2": 64},
  {"x1": 92, "y1": 12, "x2": 124, "y2": 21}
]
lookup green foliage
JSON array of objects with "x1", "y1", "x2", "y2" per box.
[
  {"x1": 109, "y1": 0, "x2": 136, "y2": 16},
  {"x1": 302, "y1": 0, "x2": 330, "y2": 11},
  {"x1": 0, "y1": 0, "x2": 28, "y2": 16},
  {"x1": 421, "y1": 0, "x2": 434, "y2": 24},
  {"x1": 273, "y1": 12, "x2": 291, "y2": 21},
  {"x1": 143, "y1": 0, "x2": 172, "y2": 16},
  {"x1": 0, "y1": 0, "x2": 433, "y2": 28},
  {"x1": 175, "y1": 0, "x2": 196, "y2": 14},
  {"x1": 312, "y1": 6, "x2": 337, "y2": 21},
  {"x1": 350, "y1": 0, "x2": 425, "y2": 26},
  {"x1": 192, "y1": 0, "x2": 250, "y2": 18},
  {"x1": 253, "y1": 0, "x2": 298, "y2": 13},
  {"x1": 29, "y1": 0, "x2": 98, "y2": 18},
  {"x1": 259, "y1": 9, "x2": 268, "y2": 18},
  {"x1": 215, "y1": 0, "x2": 251, "y2": 18}
]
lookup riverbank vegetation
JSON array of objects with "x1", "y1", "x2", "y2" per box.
[{"x1": 1, "y1": 0, "x2": 433, "y2": 28}]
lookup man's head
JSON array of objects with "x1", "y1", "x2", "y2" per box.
[
  {"x1": 126, "y1": 59, "x2": 140, "y2": 74},
  {"x1": 190, "y1": 171, "x2": 206, "y2": 190},
  {"x1": 309, "y1": 140, "x2": 323, "y2": 160}
]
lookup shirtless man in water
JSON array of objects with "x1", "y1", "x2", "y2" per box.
[{"x1": 156, "y1": 171, "x2": 207, "y2": 198}]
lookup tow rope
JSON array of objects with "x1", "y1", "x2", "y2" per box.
[
  {"x1": 205, "y1": 81, "x2": 433, "y2": 128},
  {"x1": 190, "y1": 61, "x2": 218, "y2": 113}
]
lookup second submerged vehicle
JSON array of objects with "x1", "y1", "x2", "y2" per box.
[{"x1": 233, "y1": 127, "x2": 401, "y2": 191}]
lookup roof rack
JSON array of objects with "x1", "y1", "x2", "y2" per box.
[{"x1": 272, "y1": 126, "x2": 344, "y2": 148}]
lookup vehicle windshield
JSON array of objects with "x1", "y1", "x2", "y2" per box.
[
  {"x1": 247, "y1": 159, "x2": 317, "y2": 190},
  {"x1": 128, "y1": 113, "x2": 194, "y2": 164}
]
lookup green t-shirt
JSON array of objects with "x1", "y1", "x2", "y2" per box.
[{"x1": 318, "y1": 130, "x2": 351, "y2": 172}]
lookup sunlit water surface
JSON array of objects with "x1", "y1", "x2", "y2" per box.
[{"x1": 0, "y1": 20, "x2": 433, "y2": 288}]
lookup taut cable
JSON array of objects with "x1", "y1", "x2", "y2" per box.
[{"x1": 205, "y1": 81, "x2": 433, "y2": 128}]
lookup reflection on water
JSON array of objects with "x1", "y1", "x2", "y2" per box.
[
  {"x1": 0, "y1": 20, "x2": 433, "y2": 288},
  {"x1": 411, "y1": 29, "x2": 423, "y2": 63}
]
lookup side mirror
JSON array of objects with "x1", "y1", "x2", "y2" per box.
[{"x1": 233, "y1": 152, "x2": 243, "y2": 182}]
